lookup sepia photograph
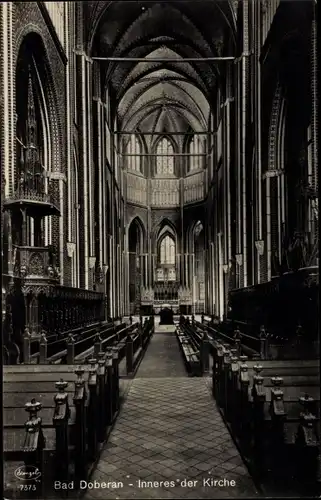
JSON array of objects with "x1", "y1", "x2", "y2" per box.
[{"x1": 1, "y1": 0, "x2": 319, "y2": 498}]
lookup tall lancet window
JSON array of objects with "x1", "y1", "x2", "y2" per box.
[
  {"x1": 160, "y1": 235, "x2": 175, "y2": 264},
  {"x1": 189, "y1": 135, "x2": 203, "y2": 171},
  {"x1": 156, "y1": 137, "x2": 174, "y2": 175},
  {"x1": 127, "y1": 134, "x2": 141, "y2": 172}
]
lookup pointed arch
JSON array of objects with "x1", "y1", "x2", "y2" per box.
[
  {"x1": 153, "y1": 218, "x2": 178, "y2": 264},
  {"x1": 187, "y1": 133, "x2": 204, "y2": 172},
  {"x1": 127, "y1": 216, "x2": 146, "y2": 314},
  {"x1": 15, "y1": 30, "x2": 63, "y2": 174},
  {"x1": 15, "y1": 34, "x2": 58, "y2": 249},
  {"x1": 127, "y1": 216, "x2": 146, "y2": 253},
  {"x1": 186, "y1": 219, "x2": 204, "y2": 253},
  {"x1": 152, "y1": 132, "x2": 178, "y2": 153},
  {"x1": 154, "y1": 217, "x2": 177, "y2": 243},
  {"x1": 159, "y1": 234, "x2": 176, "y2": 265}
]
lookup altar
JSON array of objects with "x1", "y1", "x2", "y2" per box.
[
  {"x1": 153, "y1": 300, "x2": 179, "y2": 314},
  {"x1": 159, "y1": 307, "x2": 174, "y2": 325},
  {"x1": 140, "y1": 284, "x2": 192, "y2": 314}
]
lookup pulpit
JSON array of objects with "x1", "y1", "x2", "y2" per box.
[{"x1": 3, "y1": 69, "x2": 61, "y2": 352}]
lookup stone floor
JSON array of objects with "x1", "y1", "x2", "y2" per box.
[{"x1": 84, "y1": 331, "x2": 259, "y2": 499}]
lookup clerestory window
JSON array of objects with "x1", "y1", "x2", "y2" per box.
[
  {"x1": 189, "y1": 135, "x2": 203, "y2": 172},
  {"x1": 156, "y1": 137, "x2": 174, "y2": 175},
  {"x1": 127, "y1": 134, "x2": 141, "y2": 172}
]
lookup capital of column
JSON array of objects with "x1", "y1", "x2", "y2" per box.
[
  {"x1": 93, "y1": 96, "x2": 103, "y2": 106},
  {"x1": 73, "y1": 50, "x2": 93, "y2": 64},
  {"x1": 234, "y1": 51, "x2": 252, "y2": 64},
  {"x1": 48, "y1": 172, "x2": 67, "y2": 182},
  {"x1": 66, "y1": 242, "x2": 76, "y2": 258},
  {"x1": 88, "y1": 256, "x2": 96, "y2": 269},
  {"x1": 262, "y1": 170, "x2": 282, "y2": 180},
  {"x1": 235, "y1": 254, "x2": 243, "y2": 266},
  {"x1": 255, "y1": 240, "x2": 265, "y2": 256}
]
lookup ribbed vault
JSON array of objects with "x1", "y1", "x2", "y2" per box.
[{"x1": 91, "y1": 0, "x2": 236, "y2": 147}]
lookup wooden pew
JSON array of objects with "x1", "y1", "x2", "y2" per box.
[
  {"x1": 33, "y1": 321, "x2": 127, "y2": 365},
  {"x1": 73, "y1": 322, "x2": 131, "y2": 364},
  {"x1": 196, "y1": 320, "x2": 262, "y2": 359},
  {"x1": 209, "y1": 319, "x2": 319, "y2": 361},
  {"x1": 24, "y1": 321, "x2": 115, "y2": 364},
  {"x1": 79, "y1": 317, "x2": 154, "y2": 376},
  {"x1": 125, "y1": 317, "x2": 154, "y2": 375},
  {"x1": 3, "y1": 317, "x2": 155, "y2": 497},
  {"x1": 3, "y1": 355, "x2": 121, "y2": 498},
  {"x1": 176, "y1": 321, "x2": 210, "y2": 376},
  {"x1": 210, "y1": 342, "x2": 320, "y2": 496},
  {"x1": 176, "y1": 327, "x2": 201, "y2": 376}
]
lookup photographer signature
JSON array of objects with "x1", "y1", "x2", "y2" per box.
[{"x1": 14, "y1": 465, "x2": 41, "y2": 482}]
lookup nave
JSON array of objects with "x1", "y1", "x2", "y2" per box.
[
  {"x1": 3, "y1": 315, "x2": 320, "y2": 499},
  {"x1": 84, "y1": 329, "x2": 258, "y2": 500},
  {"x1": 1, "y1": 1, "x2": 319, "y2": 499}
]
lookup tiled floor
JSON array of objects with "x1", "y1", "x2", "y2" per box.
[{"x1": 84, "y1": 331, "x2": 259, "y2": 499}]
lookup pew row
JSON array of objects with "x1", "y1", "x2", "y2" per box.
[
  {"x1": 176, "y1": 321, "x2": 210, "y2": 376},
  {"x1": 210, "y1": 340, "x2": 320, "y2": 496},
  {"x1": 24, "y1": 317, "x2": 154, "y2": 367},
  {"x1": 199, "y1": 317, "x2": 319, "y2": 361},
  {"x1": 196, "y1": 320, "x2": 262, "y2": 359},
  {"x1": 4, "y1": 355, "x2": 120, "y2": 499},
  {"x1": 176, "y1": 326, "x2": 201, "y2": 376},
  {"x1": 25, "y1": 321, "x2": 122, "y2": 364},
  {"x1": 3, "y1": 317, "x2": 154, "y2": 498}
]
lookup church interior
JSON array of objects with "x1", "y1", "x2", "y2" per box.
[{"x1": 1, "y1": 1, "x2": 319, "y2": 499}]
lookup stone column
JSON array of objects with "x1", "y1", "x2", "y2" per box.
[
  {"x1": 310, "y1": 6, "x2": 318, "y2": 193},
  {"x1": 86, "y1": 57, "x2": 95, "y2": 287},
  {"x1": 310, "y1": 4, "x2": 318, "y2": 261},
  {"x1": 76, "y1": 50, "x2": 90, "y2": 289},
  {"x1": 254, "y1": 1, "x2": 264, "y2": 284},
  {"x1": 110, "y1": 155, "x2": 116, "y2": 318},
  {"x1": 95, "y1": 97, "x2": 104, "y2": 268},
  {"x1": 0, "y1": 2, "x2": 15, "y2": 198},
  {"x1": 235, "y1": 0, "x2": 250, "y2": 288}
]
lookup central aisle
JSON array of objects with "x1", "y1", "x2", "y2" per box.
[
  {"x1": 84, "y1": 332, "x2": 258, "y2": 499},
  {"x1": 136, "y1": 329, "x2": 187, "y2": 378}
]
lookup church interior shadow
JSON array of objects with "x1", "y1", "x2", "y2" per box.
[{"x1": 159, "y1": 307, "x2": 174, "y2": 325}]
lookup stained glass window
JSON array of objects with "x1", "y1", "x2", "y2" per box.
[
  {"x1": 160, "y1": 235, "x2": 175, "y2": 264},
  {"x1": 189, "y1": 135, "x2": 203, "y2": 172},
  {"x1": 156, "y1": 138, "x2": 174, "y2": 175},
  {"x1": 127, "y1": 134, "x2": 141, "y2": 172}
]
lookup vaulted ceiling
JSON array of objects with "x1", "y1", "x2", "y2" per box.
[{"x1": 89, "y1": 1, "x2": 236, "y2": 143}]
